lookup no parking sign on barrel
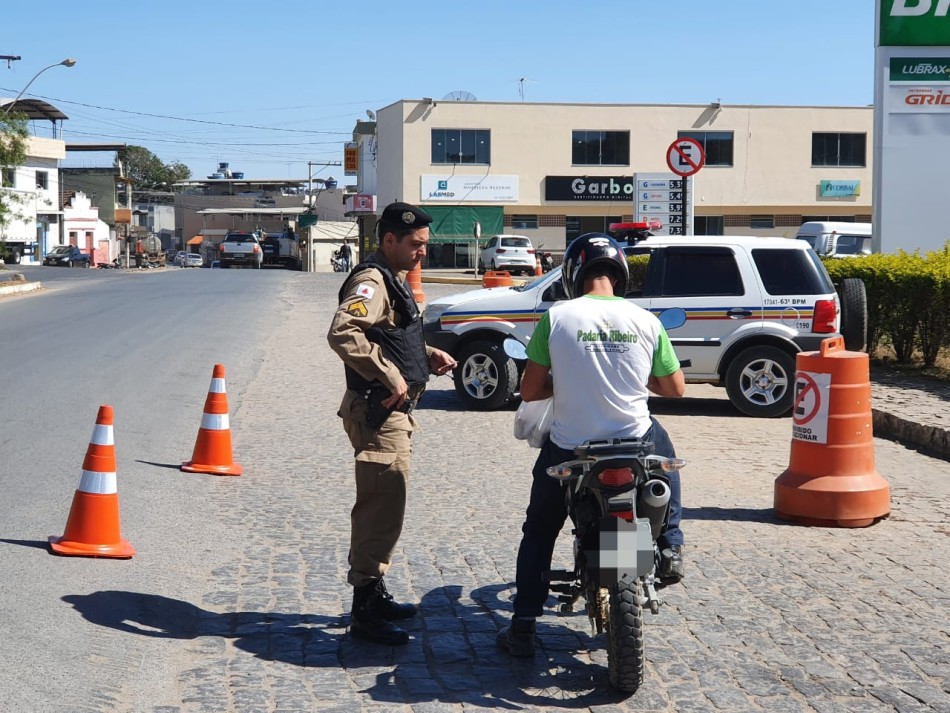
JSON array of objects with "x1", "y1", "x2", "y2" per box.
[{"x1": 774, "y1": 336, "x2": 890, "y2": 527}]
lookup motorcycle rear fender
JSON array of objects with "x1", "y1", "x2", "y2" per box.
[{"x1": 585, "y1": 516, "x2": 654, "y2": 584}]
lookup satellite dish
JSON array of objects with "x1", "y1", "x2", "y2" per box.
[
  {"x1": 365, "y1": 109, "x2": 376, "y2": 120},
  {"x1": 443, "y1": 90, "x2": 478, "y2": 102}
]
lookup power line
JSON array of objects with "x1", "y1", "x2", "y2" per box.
[{"x1": 0, "y1": 87, "x2": 352, "y2": 135}]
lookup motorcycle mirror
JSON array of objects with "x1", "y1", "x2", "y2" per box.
[
  {"x1": 657, "y1": 307, "x2": 687, "y2": 331},
  {"x1": 503, "y1": 338, "x2": 528, "y2": 360}
]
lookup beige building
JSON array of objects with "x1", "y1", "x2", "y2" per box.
[{"x1": 361, "y1": 99, "x2": 873, "y2": 265}]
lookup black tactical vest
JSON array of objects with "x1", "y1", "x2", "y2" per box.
[{"x1": 338, "y1": 254, "x2": 430, "y2": 391}]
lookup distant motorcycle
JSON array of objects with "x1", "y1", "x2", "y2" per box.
[
  {"x1": 331, "y1": 250, "x2": 347, "y2": 272},
  {"x1": 540, "y1": 251, "x2": 554, "y2": 273}
]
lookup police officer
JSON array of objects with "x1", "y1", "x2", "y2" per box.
[{"x1": 327, "y1": 201, "x2": 456, "y2": 646}]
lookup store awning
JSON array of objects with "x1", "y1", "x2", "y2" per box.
[
  {"x1": 187, "y1": 235, "x2": 204, "y2": 246},
  {"x1": 424, "y1": 206, "x2": 503, "y2": 243}
]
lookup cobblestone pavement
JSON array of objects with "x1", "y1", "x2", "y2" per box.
[{"x1": 54, "y1": 274, "x2": 950, "y2": 712}]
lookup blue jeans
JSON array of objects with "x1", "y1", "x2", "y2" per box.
[{"x1": 512, "y1": 417, "x2": 682, "y2": 619}]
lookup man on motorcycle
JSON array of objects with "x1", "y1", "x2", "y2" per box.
[{"x1": 498, "y1": 232, "x2": 686, "y2": 657}]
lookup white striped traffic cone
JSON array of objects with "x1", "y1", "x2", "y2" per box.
[
  {"x1": 181, "y1": 364, "x2": 242, "y2": 476},
  {"x1": 49, "y1": 405, "x2": 135, "y2": 558}
]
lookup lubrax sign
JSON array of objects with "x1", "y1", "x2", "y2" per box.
[
  {"x1": 881, "y1": 0, "x2": 950, "y2": 45},
  {"x1": 544, "y1": 176, "x2": 635, "y2": 201}
]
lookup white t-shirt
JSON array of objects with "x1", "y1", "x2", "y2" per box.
[{"x1": 526, "y1": 295, "x2": 680, "y2": 449}]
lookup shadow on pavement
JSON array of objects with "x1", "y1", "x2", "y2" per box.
[
  {"x1": 62, "y1": 586, "x2": 636, "y2": 709},
  {"x1": 0, "y1": 538, "x2": 53, "y2": 550},
  {"x1": 682, "y1": 505, "x2": 798, "y2": 524}
]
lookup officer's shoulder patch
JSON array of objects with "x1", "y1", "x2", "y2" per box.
[
  {"x1": 355, "y1": 283, "x2": 376, "y2": 299},
  {"x1": 347, "y1": 300, "x2": 368, "y2": 317}
]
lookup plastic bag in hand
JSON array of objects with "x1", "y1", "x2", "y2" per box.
[{"x1": 513, "y1": 397, "x2": 553, "y2": 448}]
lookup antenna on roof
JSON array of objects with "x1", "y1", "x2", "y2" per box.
[{"x1": 443, "y1": 90, "x2": 477, "y2": 102}]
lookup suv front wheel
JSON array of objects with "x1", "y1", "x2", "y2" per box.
[
  {"x1": 454, "y1": 339, "x2": 518, "y2": 410},
  {"x1": 725, "y1": 346, "x2": 796, "y2": 418}
]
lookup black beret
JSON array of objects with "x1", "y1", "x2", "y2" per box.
[{"x1": 380, "y1": 201, "x2": 432, "y2": 229}]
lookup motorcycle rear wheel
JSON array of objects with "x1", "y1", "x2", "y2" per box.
[{"x1": 606, "y1": 576, "x2": 644, "y2": 694}]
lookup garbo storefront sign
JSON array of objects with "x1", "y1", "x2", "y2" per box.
[{"x1": 545, "y1": 175, "x2": 635, "y2": 201}]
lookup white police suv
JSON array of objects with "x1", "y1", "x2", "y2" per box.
[{"x1": 424, "y1": 235, "x2": 862, "y2": 418}]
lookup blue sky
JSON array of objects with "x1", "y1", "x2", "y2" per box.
[{"x1": 2, "y1": 1, "x2": 875, "y2": 183}]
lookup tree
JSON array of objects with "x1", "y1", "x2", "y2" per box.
[
  {"x1": 0, "y1": 111, "x2": 29, "y2": 238},
  {"x1": 120, "y1": 145, "x2": 191, "y2": 189}
]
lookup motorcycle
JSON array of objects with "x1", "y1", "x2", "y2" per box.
[
  {"x1": 331, "y1": 249, "x2": 348, "y2": 273},
  {"x1": 536, "y1": 244, "x2": 555, "y2": 273},
  {"x1": 503, "y1": 307, "x2": 688, "y2": 694}
]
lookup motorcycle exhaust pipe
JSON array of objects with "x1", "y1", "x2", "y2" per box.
[{"x1": 637, "y1": 479, "x2": 671, "y2": 540}]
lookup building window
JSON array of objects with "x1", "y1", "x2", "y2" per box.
[
  {"x1": 677, "y1": 131, "x2": 734, "y2": 166},
  {"x1": 1, "y1": 168, "x2": 14, "y2": 188},
  {"x1": 801, "y1": 215, "x2": 856, "y2": 223},
  {"x1": 35, "y1": 171, "x2": 49, "y2": 190},
  {"x1": 572, "y1": 131, "x2": 630, "y2": 165},
  {"x1": 812, "y1": 132, "x2": 866, "y2": 167},
  {"x1": 510, "y1": 214, "x2": 538, "y2": 230},
  {"x1": 694, "y1": 216, "x2": 724, "y2": 235},
  {"x1": 751, "y1": 215, "x2": 775, "y2": 229},
  {"x1": 431, "y1": 129, "x2": 490, "y2": 164}
]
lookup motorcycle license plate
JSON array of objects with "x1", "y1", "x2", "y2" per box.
[{"x1": 586, "y1": 516, "x2": 654, "y2": 583}]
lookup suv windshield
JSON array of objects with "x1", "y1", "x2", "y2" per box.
[{"x1": 752, "y1": 248, "x2": 835, "y2": 295}]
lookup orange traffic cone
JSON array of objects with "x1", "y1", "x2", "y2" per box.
[
  {"x1": 534, "y1": 256, "x2": 543, "y2": 276},
  {"x1": 49, "y1": 405, "x2": 135, "y2": 558},
  {"x1": 181, "y1": 364, "x2": 243, "y2": 476}
]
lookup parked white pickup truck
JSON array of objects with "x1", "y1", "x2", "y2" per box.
[{"x1": 218, "y1": 232, "x2": 263, "y2": 269}]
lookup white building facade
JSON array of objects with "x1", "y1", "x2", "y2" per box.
[
  {"x1": 364, "y1": 100, "x2": 874, "y2": 263},
  {"x1": 1, "y1": 134, "x2": 66, "y2": 263}
]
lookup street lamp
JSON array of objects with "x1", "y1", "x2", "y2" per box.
[{"x1": 2, "y1": 58, "x2": 77, "y2": 116}]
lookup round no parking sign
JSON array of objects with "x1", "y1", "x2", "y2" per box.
[{"x1": 792, "y1": 370, "x2": 831, "y2": 444}]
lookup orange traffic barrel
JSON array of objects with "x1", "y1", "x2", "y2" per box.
[
  {"x1": 482, "y1": 270, "x2": 513, "y2": 288},
  {"x1": 406, "y1": 262, "x2": 425, "y2": 306},
  {"x1": 774, "y1": 336, "x2": 890, "y2": 527}
]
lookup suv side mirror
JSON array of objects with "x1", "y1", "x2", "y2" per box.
[{"x1": 543, "y1": 280, "x2": 567, "y2": 302}]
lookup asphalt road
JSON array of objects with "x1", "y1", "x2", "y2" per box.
[{"x1": 1, "y1": 269, "x2": 948, "y2": 712}]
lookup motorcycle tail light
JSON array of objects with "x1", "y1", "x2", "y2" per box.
[
  {"x1": 813, "y1": 298, "x2": 837, "y2": 333},
  {"x1": 610, "y1": 510, "x2": 633, "y2": 522},
  {"x1": 598, "y1": 467, "x2": 633, "y2": 487}
]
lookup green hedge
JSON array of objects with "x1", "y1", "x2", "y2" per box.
[{"x1": 821, "y1": 244, "x2": 950, "y2": 366}]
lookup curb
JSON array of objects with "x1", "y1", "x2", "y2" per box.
[
  {"x1": 0, "y1": 280, "x2": 42, "y2": 297},
  {"x1": 872, "y1": 408, "x2": 950, "y2": 461}
]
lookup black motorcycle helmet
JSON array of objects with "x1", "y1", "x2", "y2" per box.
[{"x1": 560, "y1": 232, "x2": 629, "y2": 299}]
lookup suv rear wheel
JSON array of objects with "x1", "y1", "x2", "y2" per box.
[
  {"x1": 725, "y1": 346, "x2": 796, "y2": 418},
  {"x1": 454, "y1": 339, "x2": 518, "y2": 410},
  {"x1": 838, "y1": 278, "x2": 868, "y2": 352}
]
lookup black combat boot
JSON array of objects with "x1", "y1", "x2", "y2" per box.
[
  {"x1": 374, "y1": 578, "x2": 418, "y2": 621},
  {"x1": 658, "y1": 544, "x2": 685, "y2": 581},
  {"x1": 496, "y1": 618, "x2": 536, "y2": 658},
  {"x1": 350, "y1": 581, "x2": 409, "y2": 645}
]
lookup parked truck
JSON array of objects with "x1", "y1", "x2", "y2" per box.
[
  {"x1": 134, "y1": 234, "x2": 166, "y2": 268},
  {"x1": 260, "y1": 229, "x2": 302, "y2": 270},
  {"x1": 218, "y1": 231, "x2": 263, "y2": 269}
]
